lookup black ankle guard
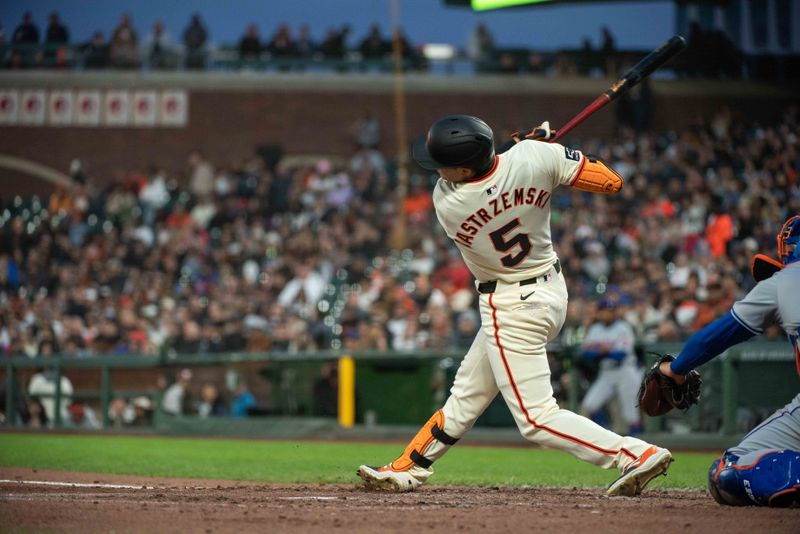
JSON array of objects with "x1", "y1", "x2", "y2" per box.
[
  {"x1": 432, "y1": 424, "x2": 459, "y2": 445},
  {"x1": 410, "y1": 450, "x2": 433, "y2": 468}
]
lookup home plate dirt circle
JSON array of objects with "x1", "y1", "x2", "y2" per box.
[{"x1": 1, "y1": 468, "x2": 798, "y2": 533}]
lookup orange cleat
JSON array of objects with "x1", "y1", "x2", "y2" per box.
[{"x1": 607, "y1": 446, "x2": 673, "y2": 497}]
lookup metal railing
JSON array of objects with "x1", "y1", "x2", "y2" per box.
[
  {"x1": 0, "y1": 43, "x2": 682, "y2": 76},
  {"x1": 2, "y1": 342, "x2": 795, "y2": 434}
]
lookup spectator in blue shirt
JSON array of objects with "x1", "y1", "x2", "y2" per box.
[{"x1": 231, "y1": 382, "x2": 256, "y2": 417}]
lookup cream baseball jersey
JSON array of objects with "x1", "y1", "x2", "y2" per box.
[{"x1": 433, "y1": 140, "x2": 584, "y2": 283}]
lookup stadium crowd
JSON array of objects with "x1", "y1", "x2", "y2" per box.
[
  {"x1": 1, "y1": 107, "x2": 798, "y2": 365},
  {"x1": 2, "y1": 11, "x2": 744, "y2": 79},
  {"x1": 2, "y1": 11, "x2": 426, "y2": 71}
]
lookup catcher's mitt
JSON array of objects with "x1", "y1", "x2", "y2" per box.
[{"x1": 638, "y1": 354, "x2": 702, "y2": 416}]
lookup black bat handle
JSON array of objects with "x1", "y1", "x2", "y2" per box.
[
  {"x1": 604, "y1": 35, "x2": 687, "y2": 101},
  {"x1": 624, "y1": 35, "x2": 686, "y2": 85}
]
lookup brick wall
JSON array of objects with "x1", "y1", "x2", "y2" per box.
[{"x1": 0, "y1": 78, "x2": 795, "y2": 192}]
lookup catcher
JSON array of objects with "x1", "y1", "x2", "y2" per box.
[{"x1": 639, "y1": 215, "x2": 800, "y2": 507}]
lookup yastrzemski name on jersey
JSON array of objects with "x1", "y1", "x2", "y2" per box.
[
  {"x1": 433, "y1": 141, "x2": 583, "y2": 283},
  {"x1": 455, "y1": 187, "x2": 553, "y2": 248}
]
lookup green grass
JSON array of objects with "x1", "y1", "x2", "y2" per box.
[{"x1": 0, "y1": 433, "x2": 716, "y2": 489}]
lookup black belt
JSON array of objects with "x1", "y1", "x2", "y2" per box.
[{"x1": 477, "y1": 260, "x2": 561, "y2": 295}]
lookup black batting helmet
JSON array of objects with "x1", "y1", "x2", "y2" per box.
[{"x1": 412, "y1": 115, "x2": 495, "y2": 173}]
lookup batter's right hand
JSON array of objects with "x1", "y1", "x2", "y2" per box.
[{"x1": 512, "y1": 121, "x2": 556, "y2": 142}]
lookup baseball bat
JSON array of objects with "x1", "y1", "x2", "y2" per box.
[{"x1": 550, "y1": 35, "x2": 687, "y2": 143}]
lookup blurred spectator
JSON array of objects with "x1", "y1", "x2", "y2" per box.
[
  {"x1": 162, "y1": 368, "x2": 193, "y2": 415},
  {"x1": 109, "y1": 14, "x2": 140, "y2": 69},
  {"x1": 26, "y1": 398, "x2": 47, "y2": 428},
  {"x1": 359, "y1": 24, "x2": 389, "y2": 60},
  {"x1": 403, "y1": 178, "x2": 433, "y2": 225},
  {"x1": 238, "y1": 24, "x2": 262, "y2": 61},
  {"x1": 278, "y1": 261, "x2": 327, "y2": 311},
  {"x1": 0, "y1": 381, "x2": 18, "y2": 425},
  {"x1": 575, "y1": 37, "x2": 594, "y2": 76},
  {"x1": 12, "y1": 12, "x2": 39, "y2": 45},
  {"x1": 5, "y1": 50, "x2": 25, "y2": 69},
  {"x1": 313, "y1": 362, "x2": 338, "y2": 416},
  {"x1": 351, "y1": 111, "x2": 380, "y2": 150},
  {"x1": 453, "y1": 309, "x2": 480, "y2": 349},
  {"x1": 197, "y1": 383, "x2": 228, "y2": 417},
  {"x1": 131, "y1": 396, "x2": 154, "y2": 425},
  {"x1": 295, "y1": 24, "x2": 316, "y2": 58},
  {"x1": 173, "y1": 320, "x2": 203, "y2": 354},
  {"x1": 139, "y1": 168, "x2": 170, "y2": 226},
  {"x1": 553, "y1": 52, "x2": 577, "y2": 76},
  {"x1": 320, "y1": 29, "x2": 341, "y2": 59},
  {"x1": 467, "y1": 22, "x2": 494, "y2": 69},
  {"x1": 0, "y1": 380, "x2": 43, "y2": 427},
  {"x1": 579, "y1": 299, "x2": 643, "y2": 434},
  {"x1": 600, "y1": 26, "x2": 616, "y2": 77},
  {"x1": 525, "y1": 52, "x2": 546, "y2": 74},
  {"x1": 267, "y1": 24, "x2": 296, "y2": 58},
  {"x1": 45, "y1": 12, "x2": 69, "y2": 45},
  {"x1": 183, "y1": 13, "x2": 208, "y2": 69},
  {"x1": 496, "y1": 52, "x2": 518, "y2": 74},
  {"x1": 616, "y1": 78, "x2": 652, "y2": 133},
  {"x1": 66, "y1": 401, "x2": 101, "y2": 429},
  {"x1": 28, "y1": 365, "x2": 74, "y2": 426},
  {"x1": 231, "y1": 382, "x2": 256, "y2": 417},
  {"x1": 143, "y1": 20, "x2": 174, "y2": 69},
  {"x1": 44, "y1": 11, "x2": 69, "y2": 67},
  {"x1": 69, "y1": 157, "x2": 88, "y2": 184},
  {"x1": 391, "y1": 27, "x2": 421, "y2": 70},
  {"x1": 320, "y1": 24, "x2": 350, "y2": 59},
  {"x1": 52, "y1": 44, "x2": 70, "y2": 69},
  {"x1": 581, "y1": 241, "x2": 610, "y2": 281},
  {"x1": 706, "y1": 199, "x2": 734, "y2": 258},
  {"x1": 108, "y1": 396, "x2": 152, "y2": 427},
  {"x1": 188, "y1": 151, "x2": 215, "y2": 198},
  {"x1": 108, "y1": 397, "x2": 133, "y2": 427}
]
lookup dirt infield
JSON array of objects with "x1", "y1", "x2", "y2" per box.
[{"x1": 1, "y1": 468, "x2": 798, "y2": 534}]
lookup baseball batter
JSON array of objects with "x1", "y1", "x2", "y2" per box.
[
  {"x1": 358, "y1": 115, "x2": 672, "y2": 496},
  {"x1": 658, "y1": 215, "x2": 800, "y2": 507},
  {"x1": 580, "y1": 299, "x2": 643, "y2": 434}
]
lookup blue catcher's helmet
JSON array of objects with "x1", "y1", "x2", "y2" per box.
[
  {"x1": 777, "y1": 215, "x2": 800, "y2": 265},
  {"x1": 708, "y1": 450, "x2": 800, "y2": 507}
]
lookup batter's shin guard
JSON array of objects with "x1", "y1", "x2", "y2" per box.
[{"x1": 389, "y1": 409, "x2": 460, "y2": 472}]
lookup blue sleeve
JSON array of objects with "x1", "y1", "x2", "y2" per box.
[
  {"x1": 670, "y1": 312, "x2": 756, "y2": 375},
  {"x1": 583, "y1": 349, "x2": 602, "y2": 360},
  {"x1": 606, "y1": 350, "x2": 626, "y2": 362}
]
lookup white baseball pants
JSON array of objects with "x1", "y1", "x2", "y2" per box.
[{"x1": 424, "y1": 270, "x2": 651, "y2": 471}]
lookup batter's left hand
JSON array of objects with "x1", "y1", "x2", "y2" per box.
[{"x1": 512, "y1": 121, "x2": 556, "y2": 142}]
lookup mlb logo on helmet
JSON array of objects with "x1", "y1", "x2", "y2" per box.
[{"x1": 486, "y1": 185, "x2": 497, "y2": 196}]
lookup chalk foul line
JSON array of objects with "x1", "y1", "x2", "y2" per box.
[{"x1": 0, "y1": 479, "x2": 154, "y2": 490}]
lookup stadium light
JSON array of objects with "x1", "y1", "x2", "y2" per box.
[
  {"x1": 422, "y1": 43, "x2": 457, "y2": 60},
  {"x1": 472, "y1": 0, "x2": 559, "y2": 10}
]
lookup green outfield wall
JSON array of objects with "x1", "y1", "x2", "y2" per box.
[{"x1": 2, "y1": 341, "x2": 796, "y2": 448}]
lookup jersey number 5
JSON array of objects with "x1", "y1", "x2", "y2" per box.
[{"x1": 489, "y1": 218, "x2": 532, "y2": 267}]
